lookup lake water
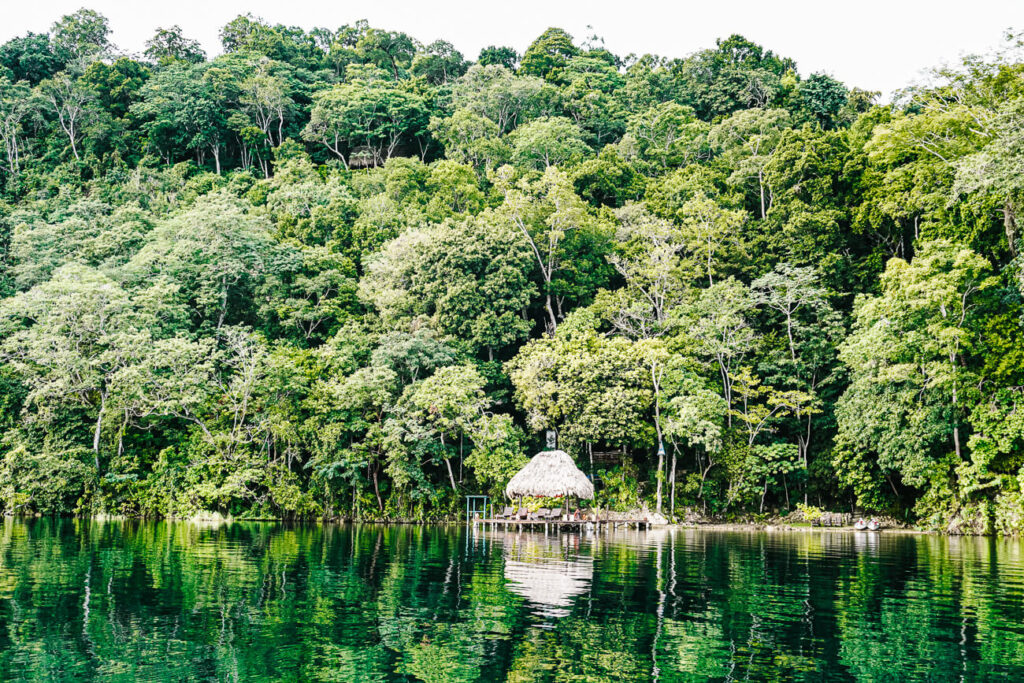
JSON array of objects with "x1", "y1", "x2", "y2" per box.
[{"x1": 0, "y1": 520, "x2": 1022, "y2": 681}]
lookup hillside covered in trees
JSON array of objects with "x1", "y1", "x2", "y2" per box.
[{"x1": 1, "y1": 10, "x2": 1022, "y2": 531}]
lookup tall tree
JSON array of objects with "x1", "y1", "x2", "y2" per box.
[
  {"x1": 51, "y1": 8, "x2": 111, "y2": 66},
  {"x1": 835, "y1": 240, "x2": 997, "y2": 513},
  {"x1": 39, "y1": 72, "x2": 92, "y2": 160},
  {"x1": 0, "y1": 77, "x2": 35, "y2": 176},
  {"x1": 752, "y1": 264, "x2": 840, "y2": 501},
  {"x1": 495, "y1": 166, "x2": 605, "y2": 334},
  {"x1": 302, "y1": 81, "x2": 429, "y2": 167},
  {"x1": 0, "y1": 264, "x2": 144, "y2": 469},
  {"x1": 478, "y1": 46, "x2": 518, "y2": 70},
  {"x1": 683, "y1": 278, "x2": 757, "y2": 426},
  {"x1": 359, "y1": 213, "x2": 536, "y2": 358},
  {"x1": 144, "y1": 25, "x2": 206, "y2": 65},
  {"x1": 708, "y1": 108, "x2": 792, "y2": 219},
  {"x1": 520, "y1": 28, "x2": 578, "y2": 82}
]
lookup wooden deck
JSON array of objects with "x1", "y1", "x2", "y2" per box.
[{"x1": 475, "y1": 518, "x2": 653, "y2": 530}]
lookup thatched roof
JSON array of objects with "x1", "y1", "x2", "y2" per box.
[{"x1": 505, "y1": 450, "x2": 594, "y2": 500}]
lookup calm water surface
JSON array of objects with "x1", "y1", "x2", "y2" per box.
[{"x1": 0, "y1": 519, "x2": 1022, "y2": 681}]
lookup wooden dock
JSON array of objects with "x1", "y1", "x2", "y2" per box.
[{"x1": 474, "y1": 518, "x2": 653, "y2": 531}]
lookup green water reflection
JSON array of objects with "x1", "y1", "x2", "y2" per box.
[{"x1": 0, "y1": 520, "x2": 1022, "y2": 681}]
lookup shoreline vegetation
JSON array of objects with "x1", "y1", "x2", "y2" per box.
[
  {"x1": 1, "y1": 11, "x2": 1024, "y2": 535},
  {"x1": 5, "y1": 511, "x2": 929, "y2": 535}
]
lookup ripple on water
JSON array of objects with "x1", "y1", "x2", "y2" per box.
[{"x1": 2, "y1": 520, "x2": 1024, "y2": 680}]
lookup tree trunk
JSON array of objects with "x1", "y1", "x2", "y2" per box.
[
  {"x1": 444, "y1": 458, "x2": 457, "y2": 492},
  {"x1": 372, "y1": 464, "x2": 383, "y2": 512},
  {"x1": 717, "y1": 358, "x2": 732, "y2": 428},
  {"x1": 117, "y1": 410, "x2": 128, "y2": 458},
  {"x1": 952, "y1": 370, "x2": 962, "y2": 460},
  {"x1": 669, "y1": 450, "x2": 677, "y2": 519},
  {"x1": 1004, "y1": 201, "x2": 1018, "y2": 259},
  {"x1": 652, "y1": 361, "x2": 664, "y2": 514},
  {"x1": 92, "y1": 391, "x2": 106, "y2": 471},
  {"x1": 544, "y1": 293, "x2": 558, "y2": 334},
  {"x1": 655, "y1": 442, "x2": 664, "y2": 514},
  {"x1": 758, "y1": 168, "x2": 766, "y2": 219},
  {"x1": 706, "y1": 239, "x2": 714, "y2": 287},
  {"x1": 441, "y1": 433, "x2": 457, "y2": 492},
  {"x1": 786, "y1": 314, "x2": 796, "y2": 361},
  {"x1": 801, "y1": 411, "x2": 813, "y2": 505}
]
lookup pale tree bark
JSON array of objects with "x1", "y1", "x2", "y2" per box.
[
  {"x1": 1004, "y1": 200, "x2": 1018, "y2": 259},
  {"x1": 92, "y1": 390, "x2": 107, "y2": 471},
  {"x1": 651, "y1": 359, "x2": 666, "y2": 514},
  {"x1": 440, "y1": 432, "x2": 457, "y2": 492}
]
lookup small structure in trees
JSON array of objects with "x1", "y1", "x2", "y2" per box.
[
  {"x1": 465, "y1": 494, "x2": 490, "y2": 523},
  {"x1": 505, "y1": 449, "x2": 595, "y2": 506}
]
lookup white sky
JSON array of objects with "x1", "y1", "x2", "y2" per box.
[{"x1": 1, "y1": 0, "x2": 1019, "y2": 98}]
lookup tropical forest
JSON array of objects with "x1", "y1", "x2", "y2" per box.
[{"x1": 1, "y1": 9, "x2": 1024, "y2": 533}]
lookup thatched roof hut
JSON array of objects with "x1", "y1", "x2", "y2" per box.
[{"x1": 505, "y1": 450, "x2": 594, "y2": 500}]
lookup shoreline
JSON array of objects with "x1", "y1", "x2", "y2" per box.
[
  {"x1": 670, "y1": 522, "x2": 930, "y2": 535},
  {"x1": 5, "y1": 513, "x2": 936, "y2": 534}
]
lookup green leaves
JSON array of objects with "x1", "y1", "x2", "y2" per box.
[
  {"x1": 509, "y1": 116, "x2": 589, "y2": 170},
  {"x1": 625, "y1": 102, "x2": 707, "y2": 169},
  {"x1": 302, "y1": 81, "x2": 428, "y2": 168},
  {"x1": 520, "y1": 28, "x2": 579, "y2": 82},
  {"x1": 835, "y1": 240, "x2": 998, "y2": 510},
  {"x1": 429, "y1": 109, "x2": 508, "y2": 171},
  {"x1": 1, "y1": 11, "x2": 1024, "y2": 526},
  {"x1": 507, "y1": 315, "x2": 654, "y2": 451},
  {"x1": 359, "y1": 212, "x2": 536, "y2": 357},
  {"x1": 125, "y1": 192, "x2": 274, "y2": 331}
]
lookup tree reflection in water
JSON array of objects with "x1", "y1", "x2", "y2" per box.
[{"x1": 0, "y1": 519, "x2": 1023, "y2": 680}]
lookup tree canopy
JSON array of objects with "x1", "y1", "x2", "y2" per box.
[{"x1": 0, "y1": 12, "x2": 1022, "y2": 531}]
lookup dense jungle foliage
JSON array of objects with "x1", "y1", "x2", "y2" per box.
[{"x1": 1, "y1": 10, "x2": 1023, "y2": 530}]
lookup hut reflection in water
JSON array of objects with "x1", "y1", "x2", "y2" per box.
[{"x1": 497, "y1": 530, "x2": 594, "y2": 620}]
